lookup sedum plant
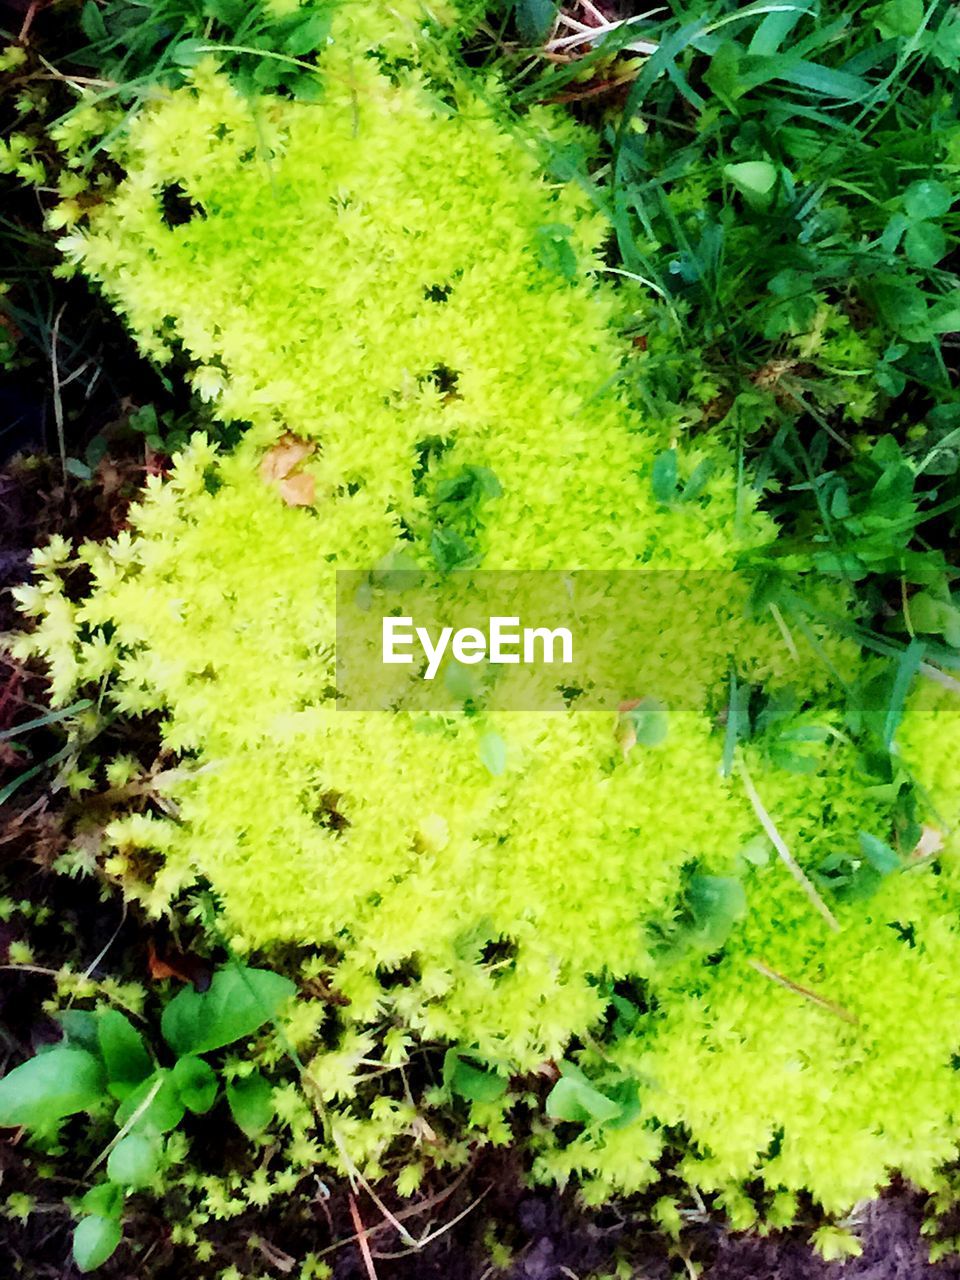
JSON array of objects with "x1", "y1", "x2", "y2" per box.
[{"x1": 11, "y1": 0, "x2": 960, "y2": 1228}]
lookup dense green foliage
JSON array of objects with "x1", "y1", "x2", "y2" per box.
[
  {"x1": 6, "y1": 0, "x2": 960, "y2": 1255},
  {"x1": 0, "y1": 965, "x2": 294, "y2": 1269}
]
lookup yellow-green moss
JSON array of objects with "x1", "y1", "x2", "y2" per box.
[{"x1": 14, "y1": 0, "x2": 960, "y2": 1219}]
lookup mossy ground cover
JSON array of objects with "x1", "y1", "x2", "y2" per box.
[{"x1": 3, "y1": 1, "x2": 960, "y2": 1276}]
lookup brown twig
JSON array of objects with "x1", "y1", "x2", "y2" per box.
[
  {"x1": 749, "y1": 958, "x2": 858, "y2": 1025},
  {"x1": 19, "y1": 1, "x2": 38, "y2": 44},
  {"x1": 349, "y1": 1193, "x2": 379, "y2": 1280},
  {"x1": 314, "y1": 1165, "x2": 474, "y2": 1261}
]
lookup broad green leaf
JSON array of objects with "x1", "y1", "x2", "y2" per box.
[
  {"x1": 226, "y1": 1072, "x2": 274, "y2": 1138},
  {"x1": 288, "y1": 72, "x2": 326, "y2": 104},
  {"x1": 546, "y1": 1065, "x2": 622, "y2": 1125},
  {"x1": 107, "y1": 1132, "x2": 162, "y2": 1189},
  {"x1": 883, "y1": 637, "x2": 924, "y2": 747},
  {"x1": 908, "y1": 593, "x2": 960, "y2": 645},
  {"x1": 686, "y1": 874, "x2": 747, "y2": 950},
  {"x1": 98, "y1": 1010, "x2": 152, "y2": 1090},
  {"x1": 877, "y1": 0, "x2": 924, "y2": 38},
  {"x1": 775, "y1": 59, "x2": 868, "y2": 100},
  {"x1": 740, "y1": 835, "x2": 772, "y2": 866},
  {"x1": 622, "y1": 698, "x2": 669, "y2": 748},
  {"x1": 724, "y1": 161, "x2": 778, "y2": 203},
  {"x1": 78, "y1": 1182, "x2": 123, "y2": 1219},
  {"x1": 872, "y1": 280, "x2": 931, "y2": 338},
  {"x1": 748, "y1": 0, "x2": 813, "y2": 55},
  {"x1": 609, "y1": 994, "x2": 641, "y2": 1035},
  {"x1": 479, "y1": 731, "x2": 507, "y2": 777},
  {"x1": 536, "y1": 229, "x2": 577, "y2": 280},
  {"x1": 430, "y1": 526, "x2": 476, "y2": 572},
  {"x1": 282, "y1": 11, "x2": 333, "y2": 56},
  {"x1": 858, "y1": 831, "x2": 900, "y2": 875},
  {"x1": 904, "y1": 221, "x2": 947, "y2": 268},
  {"x1": 56, "y1": 1010, "x2": 100, "y2": 1053},
  {"x1": 202, "y1": 0, "x2": 247, "y2": 20},
  {"x1": 904, "y1": 179, "x2": 952, "y2": 221},
  {"x1": 727, "y1": 162, "x2": 778, "y2": 194},
  {"x1": 80, "y1": 2, "x2": 107, "y2": 43},
  {"x1": 0, "y1": 1048, "x2": 105, "y2": 1130},
  {"x1": 680, "y1": 458, "x2": 715, "y2": 503},
  {"x1": 161, "y1": 967, "x2": 296, "y2": 1056},
  {"x1": 880, "y1": 212, "x2": 909, "y2": 254},
  {"x1": 515, "y1": 0, "x2": 559, "y2": 43},
  {"x1": 443, "y1": 1050, "x2": 508, "y2": 1103},
  {"x1": 73, "y1": 1216, "x2": 122, "y2": 1273},
  {"x1": 651, "y1": 449, "x2": 678, "y2": 503},
  {"x1": 171, "y1": 38, "x2": 211, "y2": 67},
  {"x1": 114, "y1": 1070, "x2": 185, "y2": 1135},
  {"x1": 929, "y1": 303, "x2": 960, "y2": 334},
  {"x1": 172, "y1": 1055, "x2": 218, "y2": 1114}
]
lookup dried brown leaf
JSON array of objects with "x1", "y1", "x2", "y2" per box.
[
  {"x1": 260, "y1": 433, "x2": 315, "y2": 483},
  {"x1": 278, "y1": 471, "x2": 316, "y2": 507}
]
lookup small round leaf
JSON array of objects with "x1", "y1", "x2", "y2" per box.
[
  {"x1": 172, "y1": 1055, "x2": 218, "y2": 1114},
  {"x1": 73, "y1": 1215, "x2": 122, "y2": 1273},
  {"x1": 107, "y1": 1133, "x2": 162, "y2": 1189}
]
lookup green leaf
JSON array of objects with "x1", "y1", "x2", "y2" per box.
[
  {"x1": 443, "y1": 1049, "x2": 508, "y2": 1103},
  {"x1": 0, "y1": 1048, "x2": 105, "y2": 1130},
  {"x1": 774, "y1": 59, "x2": 868, "y2": 100},
  {"x1": 904, "y1": 179, "x2": 952, "y2": 221},
  {"x1": 609, "y1": 994, "x2": 641, "y2": 1034},
  {"x1": 282, "y1": 11, "x2": 333, "y2": 56},
  {"x1": 172, "y1": 1055, "x2": 218, "y2": 1114},
  {"x1": 740, "y1": 836, "x2": 772, "y2": 866},
  {"x1": 107, "y1": 1133, "x2": 162, "y2": 1189},
  {"x1": 288, "y1": 72, "x2": 325, "y2": 103},
  {"x1": 73, "y1": 1216, "x2": 122, "y2": 1273},
  {"x1": 80, "y1": 1, "x2": 108, "y2": 42},
  {"x1": 56, "y1": 1010, "x2": 100, "y2": 1054},
  {"x1": 545, "y1": 1064, "x2": 622, "y2": 1125},
  {"x1": 680, "y1": 458, "x2": 715, "y2": 503},
  {"x1": 872, "y1": 280, "x2": 932, "y2": 339},
  {"x1": 904, "y1": 221, "x2": 947, "y2": 268},
  {"x1": 226, "y1": 1072, "x2": 274, "y2": 1138},
  {"x1": 430, "y1": 526, "x2": 476, "y2": 572},
  {"x1": 435, "y1": 465, "x2": 502, "y2": 505},
  {"x1": 929, "y1": 302, "x2": 960, "y2": 334},
  {"x1": 202, "y1": 0, "x2": 247, "y2": 20},
  {"x1": 78, "y1": 1183, "x2": 124, "y2": 1219},
  {"x1": 479, "y1": 731, "x2": 507, "y2": 777},
  {"x1": 161, "y1": 967, "x2": 296, "y2": 1056},
  {"x1": 883, "y1": 637, "x2": 925, "y2": 747},
  {"x1": 686, "y1": 874, "x2": 747, "y2": 950},
  {"x1": 651, "y1": 449, "x2": 678, "y2": 503},
  {"x1": 98, "y1": 1010, "x2": 152, "y2": 1091},
  {"x1": 621, "y1": 698, "x2": 668, "y2": 747},
  {"x1": 114, "y1": 1070, "x2": 185, "y2": 1135},
  {"x1": 535, "y1": 225, "x2": 577, "y2": 280},
  {"x1": 515, "y1": 0, "x2": 559, "y2": 43},
  {"x1": 858, "y1": 831, "x2": 901, "y2": 875},
  {"x1": 748, "y1": 0, "x2": 813, "y2": 55},
  {"x1": 723, "y1": 160, "x2": 778, "y2": 209},
  {"x1": 171, "y1": 38, "x2": 211, "y2": 67},
  {"x1": 877, "y1": 0, "x2": 924, "y2": 38}
]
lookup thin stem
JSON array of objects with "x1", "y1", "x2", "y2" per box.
[{"x1": 738, "y1": 760, "x2": 840, "y2": 931}]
